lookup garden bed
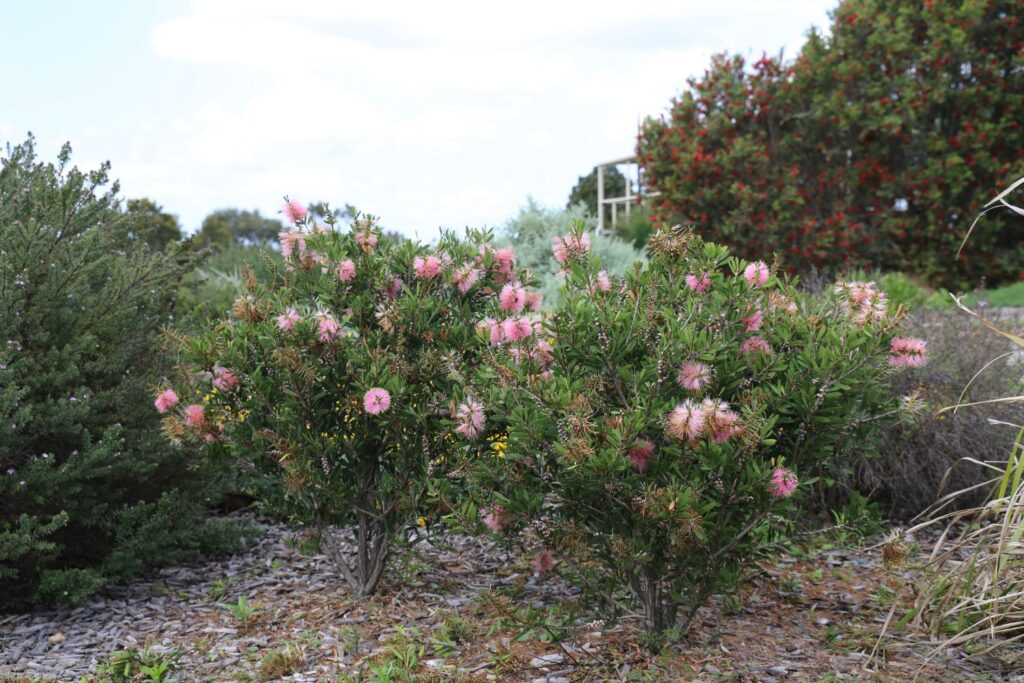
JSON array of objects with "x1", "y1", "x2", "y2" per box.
[{"x1": 0, "y1": 514, "x2": 1004, "y2": 682}]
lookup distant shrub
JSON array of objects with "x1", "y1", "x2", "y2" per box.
[
  {"x1": 501, "y1": 198, "x2": 643, "y2": 306},
  {"x1": 0, "y1": 137, "x2": 237, "y2": 608}
]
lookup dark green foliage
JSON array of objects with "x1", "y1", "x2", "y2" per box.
[
  {"x1": 126, "y1": 198, "x2": 183, "y2": 252},
  {"x1": 567, "y1": 165, "x2": 626, "y2": 217},
  {"x1": 0, "y1": 136, "x2": 235, "y2": 608},
  {"x1": 639, "y1": 0, "x2": 1024, "y2": 288},
  {"x1": 196, "y1": 208, "x2": 284, "y2": 249}
]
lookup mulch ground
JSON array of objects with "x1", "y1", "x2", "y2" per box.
[{"x1": 0, "y1": 515, "x2": 1015, "y2": 682}]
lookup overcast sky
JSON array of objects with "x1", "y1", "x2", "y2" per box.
[{"x1": 1, "y1": 1, "x2": 835, "y2": 239}]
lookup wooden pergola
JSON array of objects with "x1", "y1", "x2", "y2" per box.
[{"x1": 594, "y1": 155, "x2": 659, "y2": 234}]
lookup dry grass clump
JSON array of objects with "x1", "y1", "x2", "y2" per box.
[
  {"x1": 838, "y1": 306, "x2": 1022, "y2": 518},
  {"x1": 902, "y1": 178, "x2": 1024, "y2": 665}
]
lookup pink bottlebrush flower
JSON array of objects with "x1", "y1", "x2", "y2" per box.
[
  {"x1": 452, "y1": 263, "x2": 482, "y2": 294},
  {"x1": 454, "y1": 398, "x2": 486, "y2": 440},
  {"x1": 533, "y1": 549, "x2": 555, "y2": 574},
  {"x1": 483, "y1": 246, "x2": 516, "y2": 276},
  {"x1": 354, "y1": 231, "x2": 378, "y2": 253},
  {"x1": 213, "y1": 367, "x2": 240, "y2": 392},
  {"x1": 743, "y1": 308, "x2": 764, "y2": 332},
  {"x1": 316, "y1": 312, "x2": 341, "y2": 342},
  {"x1": 310, "y1": 251, "x2": 329, "y2": 274},
  {"x1": 835, "y1": 281, "x2": 888, "y2": 326},
  {"x1": 703, "y1": 399, "x2": 742, "y2": 443},
  {"x1": 743, "y1": 261, "x2": 770, "y2": 287},
  {"x1": 501, "y1": 316, "x2": 534, "y2": 342},
  {"x1": 499, "y1": 283, "x2": 527, "y2": 312},
  {"x1": 532, "y1": 338, "x2": 554, "y2": 365},
  {"x1": 478, "y1": 318, "x2": 505, "y2": 345},
  {"x1": 540, "y1": 369, "x2": 554, "y2": 381},
  {"x1": 596, "y1": 270, "x2": 611, "y2": 292},
  {"x1": 154, "y1": 389, "x2": 178, "y2": 413},
  {"x1": 278, "y1": 230, "x2": 307, "y2": 259},
  {"x1": 524, "y1": 290, "x2": 543, "y2": 312},
  {"x1": 685, "y1": 272, "x2": 711, "y2": 292},
  {"x1": 628, "y1": 441, "x2": 656, "y2": 472},
  {"x1": 385, "y1": 277, "x2": 404, "y2": 299},
  {"x1": 363, "y1": 388, "x2": 391, "y2": 415},
  {"x1": 768, "y1": 291, "x2": 798, "y2": 314},
  {"x1": 277, "y1": 308, "x2": 301, "y2": 331},
  {"x1": 741, "y1": 336, "x2": 771, "y2": 355},
  {"x1": 282, "y1": 199, "x2": 307, "y2": 224},
  {"x1": 481, "y1": 505, "x2": 507, "y2": 534},
  {"x1": 666, "y1": 400, "x2": 707, "y2": 442},
  {"x1": 183, "y1": 404, "x2": 205, "y2": 428},
  {"x1": 413, "y1": 255, "x2": 444, "y2": 279},
  {"x1": 677, "y1": 361, "x2": 712, "y2": 391},
  {"x1": 890, "y1": 337, "x2": 928, "y2": 367},
  {"x1": 552, "y1": 233, "x2": 591, "y2": 265},
  {"x1": 335, "y1": 259, "x2": 356, "y2": 282},
  {"x1": 769, "y1": 467, "x2": 799, "y2": 498}
]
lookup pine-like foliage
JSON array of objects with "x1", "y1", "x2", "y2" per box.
[{"x1": 0, "y1": 137, "x2": 237, "y2": 608}]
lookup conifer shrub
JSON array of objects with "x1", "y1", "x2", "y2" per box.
[
  {"x1": 0, "y1": 137, "x2": 236, "y2": 608},
  {"x1": 462, "y1": 224, "x2": 923, "y2": 639},
  {"x1": 159, "y1": 205, "x2": 534, "y2": 597}
]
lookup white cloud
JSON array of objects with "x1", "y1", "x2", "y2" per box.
[{"x1": 129, "y1": 0, "x2": 834, "y2": 234}]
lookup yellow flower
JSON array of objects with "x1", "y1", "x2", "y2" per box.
[{"x1": 417, "y1": 517, "x2": 427, "y2": 528}]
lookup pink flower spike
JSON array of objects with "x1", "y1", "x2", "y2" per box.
[
  {"x1": 277, "y1": 230, "x2": 307, "y2": 259},
  {"x1": 628, "y1": 441, "x2": 656, "y2": 472},
  {"x1": 596, "y1": 270, "x2": 611, "y2": 292},
  {"x1": 743, "y1": 308, "x2": 764, "y2": 332},
  {"x1": 677, "y1": 361, "x2": 712, "y2": 391},
  {"x1": 454, "y1": 398, "x2": 486, "y2": 440},
  {"x1": 501, "y1": 316, "x2": 533, "y2": 342},
  {"x1": 525, "y1": 290, "x2": 543, "y2": 312},
  {"x1": 533, "y1": 549, "x2": 555, "y2": 574},
  {"x1": 354, "y1": 231, "x2": 378, "y2": 253},
  {"x1": 552, "y1": 233, "x2": 591, "y2": 265},
  {"x1": 704, "y1": 399, "x2": 742, "y2": 443},
  {"x1": 741, "y1": 336, "x2": 771, "y2": 355},
  {"x1": 499, "y1": 283, "x2": 527, "y2": 312},
  {"x1": 336, "y1": 259, "x2": 356, "y2": 282},
  {"x1": 743, "y1": 261, "x2": 770, "y2": 287},
  {"x1": 277, "y1": 308, "x2": 301, "y2": 332},
  {"x1": 666, "y1": 400, "x2": 707, "y2": 442},
  {"x1": 213, "y1": 367, "x2": 240, "y2": 392},
  {"x1": 889, "y1": 337, "x2": 928, "y2": 367},
  {"x1": 154, "y1": 389, "x2": 178, "y2": 413},
  {"x1": 481, "y1": 505, "x2": 507, "y2": 534},
  {"x1": 316, "y1": 312, "x2": 341, "y2": 342},
  {"x1": 769, "y1": 467, "x2": 799, "y2": 498},
  {"x1": 453, "y1": 263, "x2": 482, "y2": 294},
  {"x1": 385, "y1": 277, "x2": 403, "y2": 299},
  {"x1": 363, "y1": 388, "x2": 391, "y2": 415},
  {"x1": 413, "y1": 255, "x2": 444, "y2": 279},
  {"x1": 282, "y1": 199, "x2": 307, "y2": 224},
  {"x1": 183, "y1": 404, "x2": 205, "y2": 428},
  {"x1": 685, "y1": 272, "x2": 711, "y2": 292}
]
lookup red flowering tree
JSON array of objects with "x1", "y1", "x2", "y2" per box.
[{"x1": 640, "y1": 0, "x2": 1024, "y2": 288}]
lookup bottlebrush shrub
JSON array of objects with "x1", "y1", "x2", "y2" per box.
[
  {"x1": 159, "y1": 208, "x2": 532, "y2": 597},
  {"x1": 464, "y1": 224, "x2": 918, "y2": 638}
]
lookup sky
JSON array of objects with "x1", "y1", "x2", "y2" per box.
[{"x1": 0, "y1": 0, "x2": 835, "y2": 240}]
